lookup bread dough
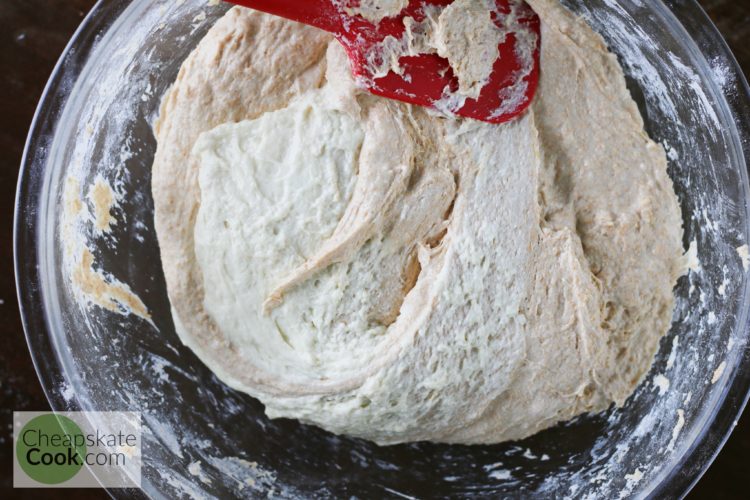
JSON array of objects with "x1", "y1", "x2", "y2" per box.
[
  {"x1": 152, "y1": 0, "x2": 684, "y2": 445},
  {"x1": 345, "y1": 0, "x2": 409, "y2": 23},
  {"x1": 361, "y1": 0, "x2": 537, "y2": 115}
]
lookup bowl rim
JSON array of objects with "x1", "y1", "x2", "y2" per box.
[
  {"x1": 13, "y1": 0, "x2": 133, "y2": 493},
  {"x1": 643, "y1": 0, "x2": 750, "y2": 497},
  {"x1": 13, "y1": 0, "x2": 750, "y2": 498}
]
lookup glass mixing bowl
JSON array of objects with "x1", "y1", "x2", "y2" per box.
[{"x1": 14, "y1": 0, "x2": 750, "y2": 497}]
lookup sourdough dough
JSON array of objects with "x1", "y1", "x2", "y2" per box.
[{"x1": 152, "y1": 0, "x2": 684, "y2": 445}]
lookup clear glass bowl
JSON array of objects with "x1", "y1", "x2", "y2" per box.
[{"x1": 14, "y1": 0, "x2": 750, "y2": 497}]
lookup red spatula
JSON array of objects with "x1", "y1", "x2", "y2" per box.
[{"x1": 225, "y1": 0, "x2": 540, "y2": 124}]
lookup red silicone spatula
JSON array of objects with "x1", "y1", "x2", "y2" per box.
[{"x1": 225, "y1": 0, "x2": 540, "y2": 124}]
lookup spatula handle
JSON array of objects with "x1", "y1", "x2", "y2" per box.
[{"x1": 224, "y1": 0, "x2": 342, "y2": 33}]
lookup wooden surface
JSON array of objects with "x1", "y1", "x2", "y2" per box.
[{"x1": 0, "y1": 1, "x2": 748, "y2": 498}]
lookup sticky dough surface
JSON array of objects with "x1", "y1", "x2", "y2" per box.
[{"x1": 152, "y1": 0, "x2": 684, "y2": 445}]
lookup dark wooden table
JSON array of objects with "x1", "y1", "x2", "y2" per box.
[{"x1": 0, "y1": 1, "x2": 748, "y2": 498}]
